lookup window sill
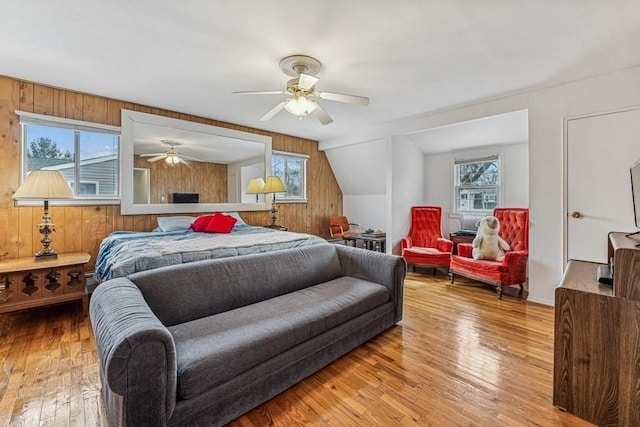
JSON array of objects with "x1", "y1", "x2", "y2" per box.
[
  {"x1": 15, "y1": 199, "x2": 120, "y2": 207},
  {"x1": 449, "y1": 212, "x2": 493, "y2": 220},
  {"x1": 276, "y1": 199, "x2": 308, "y2": 204}
]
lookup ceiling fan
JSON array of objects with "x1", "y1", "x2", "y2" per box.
[
  {"x1": 139, "y1": 141, "x2": 198, "y2": 165},
  {"x1": 233, "y1": 55, "x2": 370, "y2": 125}
]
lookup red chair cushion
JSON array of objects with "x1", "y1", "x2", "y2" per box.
[
  {"x1": 494, "y1": 208, "x2": 528, "y2": 252},
  {"x1": 450, "y1": 255, "x2": 508, "y2": 283},
  {"x1": 402, "y1": 247, "x2": 451, "y2": 267},
  {"x1": 330, "y1": 215, "x2": 356, "y2": 238},
  {"x1": 402, "y1": 206, "x2": 452, "y2": 268},
  {"x1": 409, "y1": 207, "x2": 443, "y2": 248}
]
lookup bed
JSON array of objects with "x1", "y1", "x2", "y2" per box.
[{"x1": 93, "y1": 215, "x2": 328, "y2": 280}]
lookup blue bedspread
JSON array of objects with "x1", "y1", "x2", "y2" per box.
[{"x1": 93, "y1": 226, "x2": 327, "y2": 280}]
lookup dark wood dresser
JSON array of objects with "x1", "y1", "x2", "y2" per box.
[{"x1": 553, "y1": 232, "x2": 640, "y2": 426}]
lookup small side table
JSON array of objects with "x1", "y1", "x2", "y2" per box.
[
  {"x1": 0, "y1": 252, "x2": 91, "y2": 315},
  {"x1": 449, "y1": 233, "x2": 474, "y2": 255},
  {"x1": 344, "y1": 234, "x2": 387, "y2": 252}
]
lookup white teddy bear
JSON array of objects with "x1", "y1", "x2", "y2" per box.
[{"x1": 472, "y1": 216, "x2": 510, "y2": 261}]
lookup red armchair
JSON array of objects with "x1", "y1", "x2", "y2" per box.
[
  {"x1": 450, "y1": 208, "x2": 529, "y2": 299},
  {"x1": 329, "y1": 215, "x2": 360, "y2": 240},
  {"x1": 401, "y1": 206, "x2": 453, "y2": 274}
]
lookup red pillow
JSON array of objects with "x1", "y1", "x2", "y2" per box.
[
  {"x1": 190, "y1": 214, "x2": 214, "y2": 232},
  {"x1": 205, "y1": 213, "x2": 237, "y2": 234}
]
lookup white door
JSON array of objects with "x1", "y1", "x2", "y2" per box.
[{"x1": 567, "y1": 108, "x2": 640, "y2": 263}]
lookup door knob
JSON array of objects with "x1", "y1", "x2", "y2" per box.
[{"x1": 571, "y1": 211, "x2": 581, "y2": 218}]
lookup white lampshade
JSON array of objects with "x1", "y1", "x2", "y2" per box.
[
  {"x1": 12, "y1": 169, "x2": 73, "y2": 200},
  {"x1": 262, "y1": 176, "x2": 287, "y2": 194}
]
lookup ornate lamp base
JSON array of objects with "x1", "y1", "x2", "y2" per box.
[
  {"x1": 35, "y1": 248, "x2": 58, "y2": 260},
  {"x1": 264, "y1": 197, "x2": 283, "y2": 229},
  {"x1": 35, "y1": 200, "x2": 58, "y2": 261}
]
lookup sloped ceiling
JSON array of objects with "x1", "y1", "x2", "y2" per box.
[
  {"x1": 408, "y1": 110, "x2": 529, "y2": 155},
  {"x1": 2, "y1": 1, "x2": 640, "y2": 143},
  {"x1": 324, "y1": 139, "x2": 388, "y2": 195}
]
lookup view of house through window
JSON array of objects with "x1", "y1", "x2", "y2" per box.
[
  {"x1": 272, "y1": 151, "x2": 308, "y2": 201},
  {"x1": 21, "y1": 115, "x2": 120, "y2": 199},
  {"x1": 454, "y1": 155, "x2": 500, "y2": 213}
]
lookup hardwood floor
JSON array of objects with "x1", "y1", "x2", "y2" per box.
[{"x1": 0, "y1": 272, "x2": 593, "y2": 426}]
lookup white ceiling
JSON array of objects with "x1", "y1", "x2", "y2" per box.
[
  {"x1": 2, "y1": 1, "x2": 640, "y2": 144},
  {"x1": 408, "y1": 109, "x2": 529, "y2": 154},
  {"x1": 132, "y1": 121, "x2": 264, "y2": 163}
]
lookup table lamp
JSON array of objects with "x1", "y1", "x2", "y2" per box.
[
  {"x1": 12, "y1": 169, "x2": 73, "y2": 260},
  {"x1": 261, "y1": 176, "x2": 287, "y2": 229},
  {"x1": 245, "y1": 177, "x2": 265, "y2": 203}
]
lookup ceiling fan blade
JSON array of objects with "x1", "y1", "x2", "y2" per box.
[
  {"x1": 298, "y1": 73, "x2": 319, "y2": 91},
  {"x1": 177, "y1": 156, "x2": 189, "y2": 165},
  {"x1": 140, "y1": 152, "x2": 165, "y2": 157},
  {"x1": 146, "y1": 154, "x2": 166, "y2": 162},
  {"x1": 312, "y1": 104, "x2": 334, "y2": 125},
  {"x1": 316, "y1": 91, "x2": 370, "y2": 106},
  {"x1": 259, "y1": 100, "x2": 288, "y2": 121},
  {"x1": 232, "y1": 90, "x2": 286, "y2": 96}
]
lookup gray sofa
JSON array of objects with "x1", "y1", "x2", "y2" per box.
[{"x1": 90, "y1": 243, "x2": 406, "y2": 426}]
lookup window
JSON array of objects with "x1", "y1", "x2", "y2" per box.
[
  {"x1": 454, "y1": 155, "x2": 500, "y2": 213},
  {"x1": 19, "y1": 111, "x2": 120, "y2": 200},
  {"x1": 68, "y1": 180, "x2": 99, "y2": 195},
  {"x1": 272, "y1": 151, "x2": 308, "y2": 202}
]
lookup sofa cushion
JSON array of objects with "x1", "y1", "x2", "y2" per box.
[
  {"x1": 168, "y1": 276, "x2": 390, "y2": 400},
  {"x1": 130, "y1": 243, "x2": 341, "y2": 326}
]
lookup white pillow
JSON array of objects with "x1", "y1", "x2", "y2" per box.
[
  {"x1": 225, "y1": 212, "x2": 248, "y2": 227},
  {"x1": 156, "y1": 216, "x2": 196, "y2": 232}
]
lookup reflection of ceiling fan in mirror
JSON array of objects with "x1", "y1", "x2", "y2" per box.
[
  {"x1": 233, "y1": 55, "x2": 370, "y2": 125},
  {"x1": 139, "y1": 140, "x2": 199, "y2": 165}
]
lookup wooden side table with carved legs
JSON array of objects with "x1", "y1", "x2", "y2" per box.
[{"x1": 0, "y1": 252, "x2": 91, "y2": 315}]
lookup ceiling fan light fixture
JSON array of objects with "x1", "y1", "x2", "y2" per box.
[
  {"x1": 165, "y1": 154, "x2": 180, "y2": 165},
  {"x1": 284, "y1": 95, "x2": 318, "y2": 117},
  {"x1": 234, "y1": 55, "x2": 368, "y2": 125}
]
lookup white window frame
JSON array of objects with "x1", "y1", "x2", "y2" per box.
[
  {"x1": 453, "y1": 154, "x2": 502, "y2": 215},
  {"x1": 67, "y1": 180, "x2": 100, "y2": 195},
  {"x1": 272, "y1": 150, "x2": 308, "y2": 203},
  {"x1": 17, "y1": 111, "x2": 121, "y2": 206}
]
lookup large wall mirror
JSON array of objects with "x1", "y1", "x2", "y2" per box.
[{"x1": 121, "y1": 110, "x2": 272, "y2": 215}]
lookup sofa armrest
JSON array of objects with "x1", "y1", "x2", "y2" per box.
[
  {"x1": 90, "y1": 278, "x2": 177, "y2": 426},
  {"x1": 436, "y1": 237, "x2": 453, "y2": 253},
  {"x1": 457, "y1": 243, "x2": 474, "y2": 258},
  {"x1": 401, "y1": 236, "x2": 412, "y2": 249},
  {"x1": 334, "y1": 244, "x2": 406, "y2": 323}
]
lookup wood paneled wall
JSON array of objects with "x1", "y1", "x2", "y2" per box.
[
  {"x1": 0, "y1": 75, "x2": 343, "y2": 270},
  {"x1": 133, "y1": 155, "x2": 228, "y2": 204}
]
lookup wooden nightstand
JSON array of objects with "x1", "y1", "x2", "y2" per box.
[{"x1": 0, "y1": 252, "x2": 91, "y2": 315}]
